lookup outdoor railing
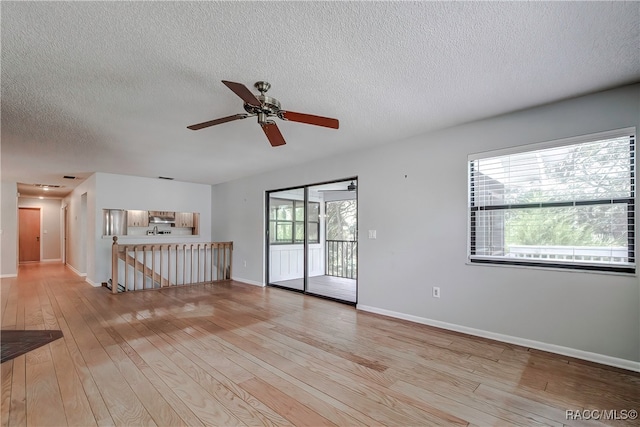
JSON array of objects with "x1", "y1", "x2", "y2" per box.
[
  {"x1": 110, "y1": 236, "x2": 233, "y2": 293},
  {"x1": 507, "y1": 245, "x2": 628, "y2": 263},
  {"x1": 326, "y1": 239, "x2": 357, "y2": 279}
]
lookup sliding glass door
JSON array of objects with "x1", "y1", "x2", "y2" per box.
[
  {"x1": 266, "y1": 179, "x2": 358, "y2": 304},
  {"x1": 267, "y1": 188, "x2": 305, "y2": 291},
  {"x1": 308, "y1": 181, "x2": 357, "y2": 302}
]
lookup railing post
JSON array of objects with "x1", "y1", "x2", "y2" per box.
[
  {"x1": 111, "y1": 236, "x2": 119, "y2": 294},
  {"x1": 228, "y1": 242, "x2": 233, "y2": 280}
]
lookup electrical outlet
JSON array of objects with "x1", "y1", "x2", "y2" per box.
[
  {"x1": 432, "y1": 287, "x2": 441, "y2": 298},
  {"x1": 243, "y1": 260, "x2": 247, "y2": 267}
]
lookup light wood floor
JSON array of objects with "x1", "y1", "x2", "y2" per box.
[
  {"x1": 272, "y1": 275, "x2": 357, "y2": 303},
  {"x1": 1, "y1": 263, "x2": 638, "y2": 426}
]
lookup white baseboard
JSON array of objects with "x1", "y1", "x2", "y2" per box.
[
  {"x1": 0, "y1": 273, "x2": 18, "y2": 278},
  {"x1": 85, "y1": 278, "x2": 100, "y2": 287},
  {"x1": 41, "y1": 258, "x2": 62, "y2": 263},
  {"x1": 65, "y1": 264, "x2": 86, "y2": 277},
  {"x1": 357, "y1": 304, "x2": 640, "y2": 373},
  {"x1": 231, "y1": 277, "x2": 264, "y2": 287}
]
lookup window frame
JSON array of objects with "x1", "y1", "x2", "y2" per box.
[
  {"x1": 269, "y1": 198, "x2": 320, "y2": 245},
  {"x1": 467, "y1": 128, "x2": 636, "y2": 274}
]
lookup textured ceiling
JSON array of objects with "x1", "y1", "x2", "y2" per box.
[{"x1": 2, "y1": 1, "x2": 639, "y2": 198}]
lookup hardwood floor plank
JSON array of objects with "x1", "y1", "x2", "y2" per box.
[
  {"x1": 7, "y1": 285, "x2": 26, "y2": 427},
  {"x1": 22, "y1": 281, "x2": 43, "y2": 330},
  {"x1": 99, "y1": 300, "x2": 282, "y2": 427},
  {"x1": 73, "y1": 296, "x2": 187, "y2": 427},
  {"x1": 250, "y1": 321, "x2": 396, "y2": 387},
  {"x1": 390, "y1": 379, "x2": 524, "y2": 426},
  {"x1": 0, "y1": 279, "x2": 12, "y2": 320},
  {"x1": 111, "y1": 291, "x2": 368, "y2": 427},
  {"x1": 25, "y1": 346, "x2": 67, "y2": 426},
  {"x1": 472, "y1": 384, "x2": 609, "y2": 427},
  {"x1": 1, "y1": 360, "x2": 13, "y2": 427},
  {"x1": 197, "y1": 316, "x2": 456, "y2": 426},
  {"x1": 123, "y1": 316, "x2": 292, "y2": 427},
  {"x1": 238, "y1": 377, "x2": 337, "y2": 427},
  {"x1": 52, "y1": 286, "x2": 157, "y2": 426},
  {"x1": 80, "y1": 296, "x2": 245, "y2": 427},
  {"x1": 3, "y1": 264, "x2": 639, "y2": 427},
  {"x1": 43, "y1": 284, "x2": 115, "y2": 427},
  {"x1": 48, "y1": 335, "x2": 98, "y2": 427},
  {"x1": 8, "y1": 354, "x2": 25, "y2": 427},
  {"x1": 145, "y1": 305, "x2": 380, "y2": 426},
  {"x1": 230, "y1": 323, "x2": 468, "y2": 426},
  {"x1": 35, "y1": 283, "x2": 60, "y2": 331},
  {"x1": 209, "y1": 337, "x2": 376, "y2": 426},
  {"x1": 1, "y1": 281, "x2": 18, "y2": 330}
]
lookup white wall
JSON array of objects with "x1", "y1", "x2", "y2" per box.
[
  {"x1": 212, "y1": 84, "x2": 640, "y2": 368},
  {"x1": 64, "y1": 172, "x2": 213, "y2": 286},
  {"x1": 18, "y1": 197, "x2": 62, "y2": 261},
  {"x1": 63, "y1": 174, "x2": 96, "y2": 277},
  {"x1": 0, "y1": 181, "x2": 18, "y2": 277}
]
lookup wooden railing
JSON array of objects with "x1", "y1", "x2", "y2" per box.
[{"x1": 110, "y1": 236, "x2": 233, "y2": 294}]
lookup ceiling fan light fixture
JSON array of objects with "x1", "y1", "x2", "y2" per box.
[
  {"x1": 187, "y1": 80, "x2": 339, "y2": 147},
  {"x1": 33, "y1": 183, "x2": 62, "y2": 189}
]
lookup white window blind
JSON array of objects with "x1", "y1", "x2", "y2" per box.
[{"x1": 468, "y1": 129, "x2": 635, "y2": 273}]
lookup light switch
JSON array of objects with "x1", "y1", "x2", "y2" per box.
[{"x1": 368, "y1": 230, "x2": 377, "y2": 239}]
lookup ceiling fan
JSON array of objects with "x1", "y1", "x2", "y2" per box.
[
  {"x1": 318, "y1": 181, "x2": 357, "y2": 192},
  {"x1": 187, "y1": 80, "x2": 339, "y2": 147}
]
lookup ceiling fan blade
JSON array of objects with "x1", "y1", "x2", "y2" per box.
[
  {"x1": 280, "y1": 111, "x2": 339, "y2": 129},
  {"x1": 222, "y1": 80, "x2": 262, "y2": 107},
  {"x1": 260, "y1": 121, "x2": 286, "y2": 147},
  {"x1": 187, "y1": 114, "x2": 249, "y2": 130}
]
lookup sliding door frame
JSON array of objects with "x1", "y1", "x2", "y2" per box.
[{"x1": 265, "y1": 177, "x2": 358, "y2": 305}]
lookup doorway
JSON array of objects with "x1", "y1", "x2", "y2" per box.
[
  {"x1": 266, "y1": 178, "x2": 358, "y2": 304},
  {"x1": 64, "y1": 206, "x2": 69, "y2": 265},
  {"x1": 19, "y1": 207, "x2": 41, "y2": 263}
]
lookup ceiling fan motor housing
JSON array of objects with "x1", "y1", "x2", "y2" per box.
[{"x1": 244, "y1": 95, "x2": 282, "y2": 121}]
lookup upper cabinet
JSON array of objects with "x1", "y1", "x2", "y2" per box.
[
  {"x1": 176, "y1": 212, "x2": 200, "y2": 235},
  {"x1": 175, "y1": 212, "x2": 194, "y2": 228},
  {"x1": 103, "y1": 209, "x2": 199, "y2": 236},
  {"x1": 127, "y1": 210, "x2": 149, "y2": 227}
]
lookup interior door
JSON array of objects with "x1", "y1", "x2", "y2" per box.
[{"x1": 19, "y1": 207, "x2": 41, "y2": 262}]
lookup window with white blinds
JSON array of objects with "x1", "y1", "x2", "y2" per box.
[{"x1": 468, "y1": 129, "x2": 636, "y2": 273}]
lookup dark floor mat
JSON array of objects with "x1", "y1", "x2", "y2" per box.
[{"x1": 1, "y1": 330, "x2": 63, "y2": 363}]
